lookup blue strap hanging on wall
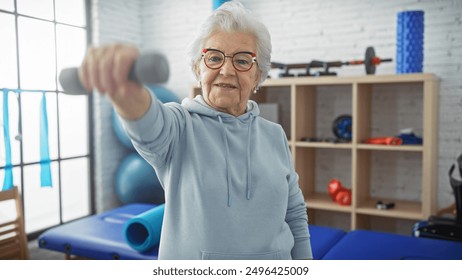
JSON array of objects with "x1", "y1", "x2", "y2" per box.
[
  {"x1": 2, "y1": 89, "x2": 13, "y2": 191},
  {"x1": 1, "y1": 88, "x2": 53, "y2": 190},
  {"x1": 40, "y1": 91, "x2": 52, "y2": 187}
]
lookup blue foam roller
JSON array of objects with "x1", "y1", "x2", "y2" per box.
[
  {"x1": 124, "y1": 204, "x2": 165, "y2": 252},
  {"x1": 396, "y1": 10, "x2": 424, "y2": 73}
]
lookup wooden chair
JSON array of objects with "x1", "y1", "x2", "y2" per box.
[{"x1": 0, "y1": 186, "x2": 29, "y2": 259}]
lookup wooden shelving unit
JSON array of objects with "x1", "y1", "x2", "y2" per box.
[{"x1": 192, "y1": 73, "x2": 439, "y2": 234}]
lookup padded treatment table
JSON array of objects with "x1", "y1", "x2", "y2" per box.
[
  {"x1": 308, "y1": 225, "x2": 346, "y2": 260},
  {"x1": 322, "y1": 229, "x2": 462, "y2": 260},
  {"x1": 38, "y1": 203, "x2": 158, "y2": 260}
]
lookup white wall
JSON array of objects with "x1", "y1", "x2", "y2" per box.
[
  {"x1": 92, "y1": 0, "x2": 462, "y2": 217},
  {"x1": 91, "y1": 0, "x2": 142, "y2": 212}
]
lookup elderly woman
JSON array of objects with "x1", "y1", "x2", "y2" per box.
[{"x1": 79, "y1": 1, "x2": 312, "y2": 260}]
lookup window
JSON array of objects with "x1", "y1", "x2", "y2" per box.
[{"x1": 0, "y1": 0, "x2": 93, "y2": 239}]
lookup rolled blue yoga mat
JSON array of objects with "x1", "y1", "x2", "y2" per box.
[{"x1": 124, "y1": 204, "x2": 165, "y2": 252}]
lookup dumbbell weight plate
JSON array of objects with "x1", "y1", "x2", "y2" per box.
[
  {"x1": 365, "y1": 47, "x2": 376, "y2": 74},
  {"x1": 332, "y1": 115, "x2": 352, "y2": 141}
]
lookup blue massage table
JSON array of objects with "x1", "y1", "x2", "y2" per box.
[
  {"x1": 38, "y1": 203, "x2": 158, "y2": 260},
  {"x1": 308, "y1": 225, "x2": 346, "y2": 260},
  {"x1": 322, "y1": 229, "x2": 462, "y2": 260}
]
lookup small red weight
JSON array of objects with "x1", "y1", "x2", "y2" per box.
[
  {"x1": 328, "y1": 179, "x2": 342, "y2": 201},
  {"x1": 335, "y1": 189, "x2": 352, "y2": 206}
]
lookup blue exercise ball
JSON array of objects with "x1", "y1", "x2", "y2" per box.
[
  {"x1": 112, "y1": 112, "x2": 134, "y2": 150},
  {"x1": 112, "y1": 84, "x2": 180, "y2": 150},
  {"x1": 115, "y1": 153, "x2": 165, "y2": 205},
  {"x1": 147, "y1": 84, "x2": 181, "y2": 104}
]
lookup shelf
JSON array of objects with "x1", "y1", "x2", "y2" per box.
[
  {"x1": 296, "y1": 143, "x2": 426, "y2": 152},
  {"x1": 295, "y1": 141, "x2": 352, "y2": 149},
  {"x1": 305, "y1": 193, "x2": 352, "y2": 213},
  {"x1": 290, "y1": 74, "x2": 438, "y2": 233},
  {"x1": 356, "y1": 198, "x2": 423, "y2": 220},
  {"x1": 263, "y1": 73, "x2": 438, "y2": 87},
  {"x1": 356, "y1": 144, "x2": 423, "y2": 152}
]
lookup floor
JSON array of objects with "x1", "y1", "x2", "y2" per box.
[{"x1": 28, "y1": 239, "x2": 64, "y2": 260}]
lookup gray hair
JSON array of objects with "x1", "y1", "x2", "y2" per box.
[{"x1": 187, "y1": 1, "x2": 272, "y2": 87}]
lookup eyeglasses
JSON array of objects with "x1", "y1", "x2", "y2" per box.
[{"x1": 202, "y1": 48, "x2": 257, "y2": 72}]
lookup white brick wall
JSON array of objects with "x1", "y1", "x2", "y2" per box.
[
  {"x1": 91, "y1": 0, "x2": 142, "y2": 212},
  {"x1": 140, "y1": 0, "x2": 211, "y2": 97},
  {"x1": 93, "y1": 0, "x2": 462, "y2": 217}
]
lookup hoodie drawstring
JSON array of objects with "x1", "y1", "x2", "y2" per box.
[
  {"x1": 246, "y1": 113, "x2": 253, "y2": 200},
  {"x1": 218, "y1": 116, "x2": 232, "y2": 207},
  {"x1": 218, "y1": 114, "x2": 254, "y2": 206}
]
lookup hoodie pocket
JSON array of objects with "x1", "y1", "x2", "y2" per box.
[{"x1": 201, "y1": 250, "x2": 291, "y2": 260}]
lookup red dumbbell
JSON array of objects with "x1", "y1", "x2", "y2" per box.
[{"x1": 327, "y1": 179, "x2": 352, "y2": 206}]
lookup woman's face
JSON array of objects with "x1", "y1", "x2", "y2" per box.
[{"x1": 197, "y1": 31, "x2": 261, "y2": 116}]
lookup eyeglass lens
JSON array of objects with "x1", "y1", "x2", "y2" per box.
[{"x1": 203, "y1": 49, "x2": 255, "y2": 71}]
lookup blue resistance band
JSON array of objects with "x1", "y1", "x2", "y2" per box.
[
  {"x1": 40, "y1": 91, "x2": 52, "y2": 187},
  {"x1": 2, "y1": 89, "x2": 13, "y2": 191},
  {"x1": 1, "y1": 88, "x2": 53, "y2": 190}
]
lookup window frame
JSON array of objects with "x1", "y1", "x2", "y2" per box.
[{"x1": 0, "y1": 0, "x2": 95, "y2": 240}]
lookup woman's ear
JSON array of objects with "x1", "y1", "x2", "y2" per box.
[
  {"x1": 194, "y1": 62, "x2": 201, "y2": 81},
  {"x1": 254, "y1": 70, "x2": 262, "y2": 88}
]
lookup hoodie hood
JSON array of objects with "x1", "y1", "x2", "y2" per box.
[
  {"x1": 182, "y1": 95, "x2": 260, "y2": 120},
  {"x1": 182, "y1": 95, "x2": 259, "y2": 206}
]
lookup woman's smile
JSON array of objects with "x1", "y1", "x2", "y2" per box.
[{"x1": 214, "y1": 82, "x2": 239, "y2": 90}]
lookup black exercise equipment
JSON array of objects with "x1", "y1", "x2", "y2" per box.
[
  {"x1": 413, "y1": 153, "x2": 462, "y2": 242},
  {"x1": 271, "y1": 47, "x2": 392, "y2": 77},
  {"x1": 300, "y1": 115, "x2": 352, "y2": 143},
  {"x1": 376, "y1": 201, "x2": 396, "y2": 210},
  {"x1": 449, "y1": 155, "x2": 462, "y2": 221}
]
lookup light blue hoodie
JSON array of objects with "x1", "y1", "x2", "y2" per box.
[{"x1": 120, "y1": 90, "x2": 312, "y2": 260}]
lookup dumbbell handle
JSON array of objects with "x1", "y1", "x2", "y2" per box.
[
  {"x1": 344, "y1": 57, "x2": 393, "y2": 66},
  {"x1": 59, "y1": 51, "x2": 170, "y2": 95}
]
